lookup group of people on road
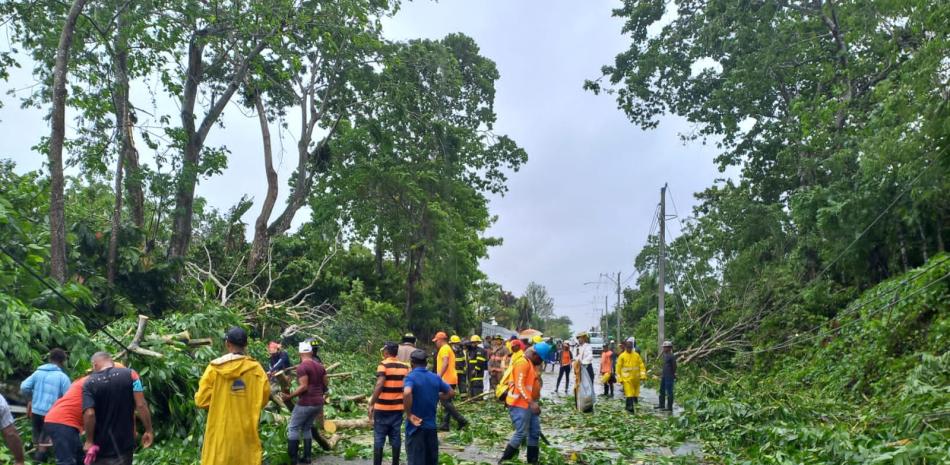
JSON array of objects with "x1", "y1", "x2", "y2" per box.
[{"x1": 1, "y1": 327, "x2": 676, "y2": 465}]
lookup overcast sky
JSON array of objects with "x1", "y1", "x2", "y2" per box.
[{"x1": 0, "y1": 0, "x2": 724, "y2": 333}]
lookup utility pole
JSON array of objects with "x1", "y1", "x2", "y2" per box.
[
  {"x1": 658, "y1": 184, "x2": 667, "y2": 355},
  {"x1": 604, "y1": 295, "x2": 608, "y2": 337},
  {"x1": 616, "y1": 270, "x2": 622, "y2": 343}
]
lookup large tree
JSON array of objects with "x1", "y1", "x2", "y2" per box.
[{"x1": 322, "y1": 33, "x2": 527, "y2": 326}]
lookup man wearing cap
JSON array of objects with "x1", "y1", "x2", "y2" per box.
[
  {"x1": 195, "y1": 327, "x2": 270, "y2": 465},
  {"x1": 616, "y1": 338, "x2": 647, "y2": 413},
  {"x1": 499, "y1": 346, "x2": 544, "y2": 464},
  {"x1": 267, "y1": 342, "x2": 291, "y2": 377},
  {"x1": 656, "y1": 341, "x2": 677, "y2": 412},
  {"x1": 466, "y1": 336, "x2": 488, "y2": 398},
  {"x1": 369, "y1": 343, "x2": 409, "y2": 465},
  {"x1": 404, "y1": 350, "x2": 455, "y2": 465},
  {"x1": 433, "y1": 332, "x2": 468, "y2": 431},
  {"x1": 574, "y1": 332, "x2": 595, "y2": 413},
  {"x1": 487, "y1": 335, "x2": 509, "y2": 392},
  {"x1": 282, "y1": 341, "x2": 329, "y2": 465},
  {"x1": 396, "y1": 333, "x2": 417, "y2": 365}
]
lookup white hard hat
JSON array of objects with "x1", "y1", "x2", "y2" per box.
[
  {"x1": 662, "y1": 340, "x2": 673, "y2": 347},
  {"x1": 298, "y1": 341, "x2": 313, "y2": 353}
]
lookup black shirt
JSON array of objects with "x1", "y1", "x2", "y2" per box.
[
  {"x1": 269, "y1": 351, "x2": 291, "y2": 372},
  {"x1": 661, "y1": 352, "x2": 677, "y2": 379},
  {"x1": 82, "y1": 367, "x2": 137, "y2": 457}
]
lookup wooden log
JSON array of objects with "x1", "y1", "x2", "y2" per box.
[
  {"x1": 325, "y1": 361, "x2": 341, "y2": 372},
  {"x1": 324, "y1": 418, "x2": 371, "y2": 430},
  {"x1": 326, "y1": 433, "x2": 342, "y2": 449},
  {"x1": 327, "y1": 371, "x2": 353, "y2": 379},
  {"x1": 187, "y1": 338, "x2": 213, "y2": 347}
]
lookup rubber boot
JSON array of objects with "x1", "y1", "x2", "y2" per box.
[
  {"x1": 391, "y1": 444, "x2": 401, "y2": 465},
  {"x1": 498, "y1": 445, "x2": 519, "y2": 464},
  {"x1": 302, "y1": 439, "x2": 313, "y2": 464},
  {"x1": 526, "y1": 445, "x2": 540, "y2": 464},
  {"x1": 288, "y1": 439, "x2": 300, "y2": 465},
  {"x1": 625, "y1": 397, "x2": 634, "y2": 413},
  {"x1": 373, "y1": 446, "x2": 384, "y2": 465}
]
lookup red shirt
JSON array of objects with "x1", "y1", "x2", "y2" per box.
[
  {"x1": 297, "y1": 359, "x2": 327, "y2": 406},
  {"x1": 44, "y1": 376, "x2": 88, "y2": 430}
]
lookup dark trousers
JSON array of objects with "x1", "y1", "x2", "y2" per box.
[
  {"x1": 45, "y1": 423, "x2": 83, "y2": 465},
  {"x1": 373, "y1": 410, "x2": 403, "y2": 465},
  {"x1": 439, "y1": 385, "x2": 467, "y2": 429},
  {"x1": 469, "y1": 378, "x2": 484, "y2": 397},
  {"x1": 555, "y1": 365, "x2": 571, "y2": 391},
  {"x1": 406, "y1": 428, "x2": 438, "y2": 465},
  {"x1": 659, "y1": 377, "x2": 674, "y2": 409},
  {"x1": 602, "y1": 374, "x2": 614, "y2": 397},
  {"x1": 31, "y1": 413, "x2": 50, "y2": 461}
]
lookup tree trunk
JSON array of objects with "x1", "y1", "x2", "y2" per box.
[
  {"x1": 374, "y1": 226, "x2": 384, "y2": 277},
  {"x1": 107, "y1": 148, "x2": 126, "y2": 284},
  {"x1": 404, "y1": 245, "x2": 425, "y2": 323},
  {"x1": 124, "y1": 140, "x2": 145, "y2": 229},
  {"x1": 48, "y1": 0, "x2": 89, "y2": 283},
  {"x1": 108, "y1": 9, "x2": 133, "y2": 284},
  {"x1": 167, "y1": 35, "x2": 268, "y2": 261},
  {"x1": 247, "y1": 93, "x2": 278, "y2": 272}
]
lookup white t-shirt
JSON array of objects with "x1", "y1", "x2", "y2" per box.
[
  {"x1": 0, "y1": 394, "x2": 14, "y2": 429},
  {"x1": 576, "y1": 343, "x2": 594, "y2": 365}
]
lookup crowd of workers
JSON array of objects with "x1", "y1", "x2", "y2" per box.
[{"x1": 0, "y1": 328, "x2": 677, "y2": 465}]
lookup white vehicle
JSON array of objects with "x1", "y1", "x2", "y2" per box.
[{"x1": 589, "y1": 335, "x2": 605, "y2": 356}]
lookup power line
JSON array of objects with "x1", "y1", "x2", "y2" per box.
[
  {"x1": 749, "y1": 256, "x2": 950, "y2": 354},
  {"x1": 747, "y1": 161, "x2": 935, "y2": 325},
  {"x1": 666, "y1": 185, "x2": 710, "y2": 302},
  {"x1": 0, "y1": 245, "x2": 133, "y2": 355}
]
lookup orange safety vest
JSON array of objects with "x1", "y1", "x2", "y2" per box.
[
  {"x1": 374, "y1": 356, "x2": 409, "y2": 411},
  {"x1": 505, "y1": 357, "x2": 539, "y2": 409}
]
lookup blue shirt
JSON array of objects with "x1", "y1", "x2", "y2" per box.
[
  {"x1": 20, "y1": 363, "x2": 71, "y2": 416},
  {"x1": 403, "y1": 367, "x2": 450, "y2": 436}
]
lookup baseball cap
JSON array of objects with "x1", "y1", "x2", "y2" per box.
[
  {"x1": 225, "y1": 327, "x2": 248, "y2": 347},
  {"x1": 410, "y1": 349, "x2": 427, "y2": 363},
  {"x1": 432, "y1": 331, "x2": 448, "y2": 342},
  {"x1": 298, "y1": 341, "x2": 313, "y2": 353}
]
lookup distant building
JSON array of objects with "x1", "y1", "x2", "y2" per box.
[{"x1": 481, "y1": 322, "x2": 518, "y2": 341}]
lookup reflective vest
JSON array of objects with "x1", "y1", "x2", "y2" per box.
[
  {"x1": 505, "y1": 357, "x2": 538, "y2": 409},
  {"x1": 374, "y1": 356, "x2": 409, "y2": 411},
  {"x1": 467, "y1": 347, "x2": 487, "y2": 381}
]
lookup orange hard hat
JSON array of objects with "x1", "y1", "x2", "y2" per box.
[{"x1": 432, "y1": 331, "x2": 448, "y2": 342}]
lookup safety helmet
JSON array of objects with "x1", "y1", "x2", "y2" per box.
[
  {"x1": 449, "y1": 335, "x2": 462, "y2": 344},
  {"x1": 470, "y1": 335, "x2": 482, "y2": 343},
  {"x1": 532, "y1": 335, "x2": 543, "y2": 344},
  {"x1": 662, "y1": 340, "x2": 673, "y2": 347}
]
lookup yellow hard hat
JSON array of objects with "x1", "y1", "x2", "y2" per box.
[
  {"x1": 450, "y1": 335, "x2": 462, "y2": 344},
  {"x1": 470, "y1": 335, "x2": 482, "y2": 343},
  {"x1": 532, "y1": 335, "x2": 543, "y2": 344}
]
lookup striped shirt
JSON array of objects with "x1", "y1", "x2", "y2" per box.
[{"x1": 374, "y1": 357, "x2": 409, "y2": 411}]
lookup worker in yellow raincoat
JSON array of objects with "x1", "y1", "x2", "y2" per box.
[
  {"x1": 615, "y1": 338, "x2": 646, "y2": 413},
  {"x1": 195, "y1": 327, "x2": 271, "y2": 465}
]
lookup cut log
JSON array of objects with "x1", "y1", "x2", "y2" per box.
[
  {"x1": 325, "y1": 361, "x2": 341, "y2": 372},
  {"x1": 327, "y1": 371, "x2": 353, "y2": 379},
  {"x1": 187, "y1": 338, "x2": 213, "y2": 347},
  {"x1": 324, "y1": 418, "x2": 371, "y2": 430},
  {"x1": 326, "y1": 433, "x2": 342, "y2": 449},
  {"x1": 116, "y1": 315, "x2": 164, "y2": 359},
  {"x1": 336, "y1": 394, "x2": 367, "y2": 403}
]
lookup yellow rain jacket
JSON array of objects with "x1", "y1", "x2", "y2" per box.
[
  {"x1": 616, "y1": 350, "x2": 647, "y2": 398},
  {"x1": 195, "y1": 353, "x2": 270, "y2": 465}
]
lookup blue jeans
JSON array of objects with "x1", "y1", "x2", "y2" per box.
[
  {"x1": 507, "y1": 406, "x2": 540, "y2": 448},
  {"x1": 373, "y1": 410, "x2": 403, "y2": 451},
  {"x1": 406, "y1": 428, "x2": 438, "y2": 465},
  {"x1": 659, "y1": 377, "x2": 674, "y2": 409},
  {"x1": 288, "y1": 404, "x2": 323, "y2": 440},
  {"x1": 45, "y1": 423, "x2": 83, "y2": 465}
]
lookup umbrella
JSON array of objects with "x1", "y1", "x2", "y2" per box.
[{"x1": 518, "y1": 328, "x2": 543, "y2": 338}]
